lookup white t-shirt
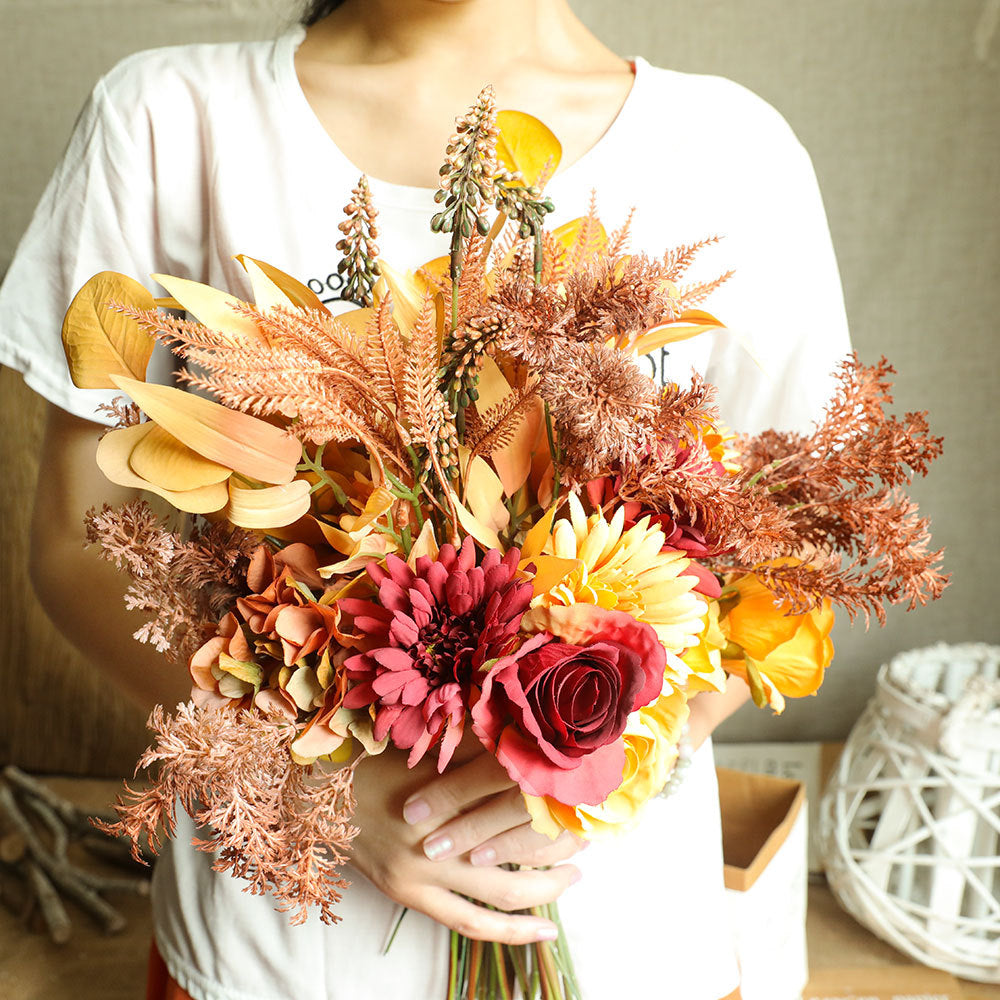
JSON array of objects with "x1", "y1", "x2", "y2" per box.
[{"x1": 0, "y1": 26, "x2": 851, "y2": 1000}]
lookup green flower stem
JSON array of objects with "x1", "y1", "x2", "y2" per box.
[
  {"x1": 382, "y1": 907, "x2": 408, "y2": 955},
  {"x1": 491, "y1": 941, "x2": 513, "y2": 1000},
  {"x1": 296, "y1": 446, "x2": 349, "y2": 507},
  {"x1": 448, "y1": 931, "x2": 459, "y2": 1000},
  {"x1": 508, "y1": 943, "x2": 531, "y2": 998}
]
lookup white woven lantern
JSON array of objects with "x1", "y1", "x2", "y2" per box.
[{"x1": 818, "y1": 642, "x2": 1000, "y2": 983}]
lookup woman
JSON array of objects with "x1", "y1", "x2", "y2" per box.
[{"x1": 0, "y1": 0, "x2": 851, "y2": 996}]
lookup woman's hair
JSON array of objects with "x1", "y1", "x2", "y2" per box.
[{"x1": 301, "y1": 0, "x2": 347, "y2": 25}]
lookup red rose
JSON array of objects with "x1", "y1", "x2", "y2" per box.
[{"x1": 471, "y1": 608, "x2": 665, "y2": 806}]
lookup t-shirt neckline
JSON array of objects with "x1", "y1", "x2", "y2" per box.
[{"x1": 272, "y1": 26, "x2": 645, "y2": 210}]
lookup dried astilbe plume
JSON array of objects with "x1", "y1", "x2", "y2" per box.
[
  {"x1": 96, "y1": 703, "x2": 358, "y2": 925},
  {"x1": 728, "y1": 356, "x2": 948, "y2": 622},
  {"x1": 93, "y1": 394, "x2": 141, "y2": 434},
  {"x1": 85, "y1": 500, "x2": 259, "y2": 662},
  {"x1": 541, "y1": 341, "x2": 661, "y2": 480}
]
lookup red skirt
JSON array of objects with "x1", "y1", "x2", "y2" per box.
[{"x1": 146, "y1": 940, "x2": 194, "y2": 1000}]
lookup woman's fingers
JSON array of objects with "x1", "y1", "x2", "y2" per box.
[
  {"x1": 418, "y1": 786, "x2": 529, "y2": 860},
  {"x1": 402, "y1": 750, "x2": 515, "y2": 828},
  {"x1": 446, "y1": 859, "x2": 581, "y2": 914},
  {"x1": 412, "y1": 887, "x2": 561, "y2": 945},
  {"x1": 469, "y1": 825, "x2": 586, "y2": 868}
]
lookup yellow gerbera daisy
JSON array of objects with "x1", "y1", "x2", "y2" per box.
[{"x1": 523, "y1": 493, "x2": 707, "y2": 668}]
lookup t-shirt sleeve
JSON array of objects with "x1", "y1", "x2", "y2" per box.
[
  {"x1": 0, "y1": 75, "x2": 165, "y2": 425},
  {"x1": 699, "y1": 95, "x2": 852, "y2": 436}
]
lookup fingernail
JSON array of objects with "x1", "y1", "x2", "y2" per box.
[
  {"x1": 470, "y1": 846, "x2": 496, "y2": 867},
  {"x1": 535, "y1": 924, "x2": 559, "y2": 941},
  {"x1": 422, "y1": 834, "x2": 453, "y2": 861},
  {"x1": 403, "y1": 797, "x2": 431, "y2": 825},
  {"x1": 568, "y1": 868, "x2": 582, "y2": 885}
]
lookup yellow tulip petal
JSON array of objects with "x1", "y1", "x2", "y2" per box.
[
  {"x1": 61, "y1": 271, "x2": 156, "y2": 389},
  {"x1": 340, "y1": 487, "x2": 395, "y2": 537},
  {"x1": 496, "y1": 110, "x2": 562, "y2": 188},
  {"x1": 151, "y1": 273, "x2": 265, "y2": 344},
  {"x1": 234, "y1": 255, "x2": 329, "y2": 313},
  {"x1": 129, "y1": 423, "x2": 232, "y2": 491},
  {"x1": 110, "y1": 374, "x2": 301, "y2": 485},
  {"x1": 463, "y1": 455, "x2": 510, "y2": 536},
  {"x1": 407, "y1": 520, "x2": 440, "y2": 568},
  {"x1": 520, "y1": 504, "x2": 559, "y2": 561},
  {"x1": 453, "y1": 498, "x2": 503, "y2": 551},
  {"x1": 96, "y1": 423, "x2": 229, "y2": 513},
  {"x1": 376, "y1": 262, "x2": 428, "y2": 337},
  {"x1": 225, "y1": 479, "x2": 312, "y2": 529}
]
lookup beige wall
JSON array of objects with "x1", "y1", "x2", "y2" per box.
[{"x1": 1, "y1": 0, "x2": 997, "y2": 772}]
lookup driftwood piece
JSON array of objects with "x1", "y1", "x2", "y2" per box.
[
  {"x1": 0, "y1": 769, "x2": 151, "y2": 942},
  {"x1": 24, "y1": 859, "x2": 72, "y2": 944}
]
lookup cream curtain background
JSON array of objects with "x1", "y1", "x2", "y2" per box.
[{"x1": 1, "y1": 0, "x2": 996, "y2": 774}]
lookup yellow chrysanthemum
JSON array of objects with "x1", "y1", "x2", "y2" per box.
[
  {"x1": 523, "y1": 493, "x2": 707, "y2": 666},
  {"x1": 525, "y1": 685, "x2": 689, "y2": 839}
]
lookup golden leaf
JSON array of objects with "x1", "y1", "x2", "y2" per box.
[
  {"x1": 496, "y1": 111, "x2": 562, "y2": 188},
  {"x1": 96, "y1": 423, "x2": 229, "y2": 513},
  {"x1": 631, "y1": 310, "x2": 726, "y2": 356},
  {"x1": 151, "y1": 273, "x2": 266, "y2": 344},
  {"x1": 61, "y1": 271, "x2": 156, "y2": 389},
  {"x1": 128, "y1": 423, "x2": 231, "y2": 491},
  {"x1": 234, "y1": 255, "x2": 329, "y2": 313},
  {"x1": 109, "y1": 374, "x2": 301, "y2": 485}
]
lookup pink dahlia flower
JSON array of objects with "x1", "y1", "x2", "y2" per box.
[{"x1": 339, "y1": 537, "x2": 533, "y2": 770}]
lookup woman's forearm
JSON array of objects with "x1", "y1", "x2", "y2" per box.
[
  {"x1": 29, "y1": 404, "x2": 191, "y2": 712},
  {"x1": 686, "y1": 674, "x2": 752, "y2": 751}
]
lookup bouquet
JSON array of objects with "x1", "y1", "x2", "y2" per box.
[{"x1": 61, "y1": 87, "x2": 947, "y2": 999}]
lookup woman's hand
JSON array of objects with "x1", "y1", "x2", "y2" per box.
[{"x1": 348, "y1": 741, "x2": 583, "y2": 944}]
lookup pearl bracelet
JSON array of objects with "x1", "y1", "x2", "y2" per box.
[{"x1": 658, "y1": 723, "x2": 693, "y2": 799}]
